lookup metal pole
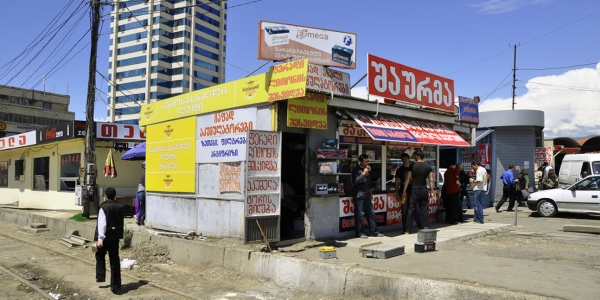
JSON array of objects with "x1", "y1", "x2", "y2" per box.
[
  {"x1": 512, "y1": 45, "x2": 517, "y2": 110},
  {"x1": 82, "y1": 0, "x2": 100, "y2": 218}
]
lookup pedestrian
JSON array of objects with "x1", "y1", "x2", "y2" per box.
[
  {"x1": 135, "y1": 162, "x2": 146, "y2": 226},
  {"x1": 94, "y1": 187, "x2": 125, "y2": 294},
  {"x1": 542, "y1": 169, "x2": 559, "y2": 189},
  {"x1": 495, "y1": 165, "x2": 519, "y2": 212},
  {"x1": 352, "y1": 154, "x2": 383, "y2": 238},
  {"x1": 403, "y1": 149, "x2": 434, "y2": 232},
  {"x1": 469, "y1": 161, "x2": 488, "y2": 224},
  {"x1": 443, "y1": 160, "x2": 461, "y2": 224},
  {"x1": 456, "y1": 164, "x2": 473, "y2": 209},
  {"x1": 395, "y1": 152, "x2": 421, "y2": 234},
  {"x1": 516, "y1": 168, "x2": 530, "y2": 207}
]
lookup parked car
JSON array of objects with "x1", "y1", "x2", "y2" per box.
[{"x1": 527, "y1": 174, "x2": 600, "y2": 217}]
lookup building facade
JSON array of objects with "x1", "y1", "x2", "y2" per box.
[
  {"x1": 0, "y1": 85, "x2": 75, "y2": 138},
  {"x1": 107, "y1": 0, "x2": 227, "y2": 124}
]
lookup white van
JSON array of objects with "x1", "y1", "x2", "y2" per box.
[{"x1": 557, "y1": 154, "x2": 600, "y2": 188}]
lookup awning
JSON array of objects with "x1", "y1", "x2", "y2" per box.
[
  {"x1": 346, "y1": 110, "x2": 470, "y2": 147},
  {"x1": 475, "y1": 129, "x2": 494, "y2": 142}
]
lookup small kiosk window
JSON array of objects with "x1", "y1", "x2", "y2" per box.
[{"x1": 0, "y1": 161, "x2": 8, "y2": 187}]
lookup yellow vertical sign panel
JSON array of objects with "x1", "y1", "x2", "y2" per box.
[
  {"x1": 145, "y1": 117, "x2": 196, "y2": 193},
  {"x1": 287, "y1": 92, "x2": 328, "y2": 129}
]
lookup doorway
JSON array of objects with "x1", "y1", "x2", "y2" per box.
[{"x1": 280, "y1": 132, "x2": 306, "y2": 240}]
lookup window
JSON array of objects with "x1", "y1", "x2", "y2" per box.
[
  {"x1": 43, "y1": 102, "x2": 52, "y2": 109},
  {"x1": 117, "y1": 44, "x2": 147, "y2": 55},
  {"x1": 116, "y1": 119, "x2": 139, "y2": 125},
  {"x1": 118, "y1": 19, "x2": 148, "y2": 32},
  {"x1": 581, "y1": 162, "x2": 591, "y2": 178},
  {"x1": 116, "y1": 68, "x2": 146, "y2": 79},
  {"x1": 194, "y1": 46, "x2": 219, "y2": 61},
  {"x1": 116, "y1": 80, "x2": 146, "y2": 90},
  {"x1": 60, "y1": 154, "x2": 81, "y2": 191},
  {"x1": 117, "y1": 55, "x2": 146, "y2": 67},
  {"x1": 33, "y1": 157, "x2": 50, "y2": 191},
  {"x1": 195, "y1": 23, "x2": 219, "y2": 38},
  {"x1": 118, "y1": 31, "x2": 147, "y2": 43},
  {"x1": 0, "y1": 161, "x2": 8, "y2": 187},
  {"x1": 193, "y1": 58, "x2": 218, "y2": 72},
  {"x1": 194, "y1": 34, "x2": 219, "y2": 49},
  {"x1": 195, "y1": 11, "x2": 220, "y2": 27}
]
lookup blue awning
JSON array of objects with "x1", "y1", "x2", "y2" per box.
[{"x1": 475, "y1": 129, "x2": 494, "y2": 142}]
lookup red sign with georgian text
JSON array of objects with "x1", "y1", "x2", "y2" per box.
[
  {"x1": 368, "y1": 54, "x2": 455, "y2": 112},
  {"x1": 95, "y1": 123, "x2": 145, "y2": 140}
]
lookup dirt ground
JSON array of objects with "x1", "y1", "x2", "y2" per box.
[{"x1": 1, "y1": 207, "x2": 600, "y2": 299}]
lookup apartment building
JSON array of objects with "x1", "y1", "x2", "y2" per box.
[
  {"x1": 0, "y1": 85, "x2": 75, "y2": 138},
  {"x1": 107, "y1": 0, "x2": 227, "y2": 124}
]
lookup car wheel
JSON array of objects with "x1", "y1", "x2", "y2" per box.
[{"x1": 537, "y1": 199, "x2": 557, "y2": 217}]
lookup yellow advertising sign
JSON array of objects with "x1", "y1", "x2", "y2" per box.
[
  {"x1": 145, "y1": 117, "x2": 196, "y2": 193},
  {"x1": 139, "y1": 59, "x2": 309, "y2": 126},
  {"x1": 287, "y1": 92, "x2": 327, "y2": 129},
  {"x1": 266, "y1": 59, "x2": 308, "y2": 102}
]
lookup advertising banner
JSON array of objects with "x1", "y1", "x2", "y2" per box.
[
  {"x1": 479, "y1": 143, "x2": 491, "y2": 170},
  {"x1": 306, "y1": 64, "x2": 351, "y2": 97},
  {"x1": 286, "y1": 92, "x2": 327, "y2": 129},
  {"x1": 245, "y1": 131, "x2": 282, "y2": 217},
  {"x1": 36, "y1": 121, "x2": 86, "y2": 144},
  {"x1": 95, "y1": 122, "x2": 145, "y2": 140},
  {"x1": 458, "y1": 96, "x2": 479, "y2": 124},
  {"x1": 346, "y1": 110, "x2": 470, "y2": 147},
  {"x1": 145, "y1": 118, "x2": 196, "y2": 193},
  {"x1": 196, "y1": 107, "x2": 257, "y2": 163},
  {"x1": 0, "y1": 131, "x2": 37, "y2": 151},
  {"x1": 368, "y1": 54, "x2": 455, "y2": 112},
  {"x1": 535, "y1": 147, "x2": 552, "y2": 163},
  {"x1": 258, "y1": 21, "x2": 357, "y2": 69},
  {"x1": 139, "y1": 59, "x2": 308, "y2": 126},
  {"x1": 338, "y1": 120, "x2": 425, "y2": 147}
]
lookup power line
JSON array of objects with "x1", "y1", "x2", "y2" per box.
[
  {"x1": 519, "y1": 62, "x2": 598, "y2": 71},
  {"x1": 520, "y1": 80, "x2": 600, "y2": 93}
]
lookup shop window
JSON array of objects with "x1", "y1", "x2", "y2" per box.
[
  {"x1": 33, "y1": 157, "x2": 50, "y2": 191},
  {"x1": 60, "y1": 154, "x2": 81, "y2": 191},
  {"x1": 14, "y1": 159, "x2": 24, "y2": 180},
  {"x1": 0, "y1": 161, "x2": 8, "y2": 187}
]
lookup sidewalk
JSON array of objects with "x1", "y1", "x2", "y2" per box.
[{"x1": 0, "y1": 206, "x2": 568, "y2": 299}]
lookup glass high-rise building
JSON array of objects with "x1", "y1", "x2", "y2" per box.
[{"x1": 107, "y1": 0, "x2": 227, "y2": 124}]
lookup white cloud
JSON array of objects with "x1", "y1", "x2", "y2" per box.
[
  {"x1": 480, "y1": 62, "x2": 600, "y2": 138},
  {"x1": 472, "y1": 0, "x2": 551, "y2": 14},
  {"x1": 94, "y1": 117, "x2": 107, "y2": 122}
]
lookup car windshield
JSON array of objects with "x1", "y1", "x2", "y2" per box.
[{"x1": 573, "y1": 176, "x2": 600, "y2": 191}]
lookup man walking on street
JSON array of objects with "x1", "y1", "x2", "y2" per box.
[
  {"x1": 470, "y1": 161, "x2": 488, "y2": 224},
  {"x1": 352, "y1": 154, "x2": 383, "y2": 238},
  {"x1": 443, "y1": 160, "x2": 461, "y2": 224},
  {"x1": 403, "y1": 149, "x2": 434, "y2": 232},
  {"x1": 95, "y1": 187, "x2": 125, "y2": 294},
  {"x1": 496, "y1": 165, "x2": 519, "y2": 212}
]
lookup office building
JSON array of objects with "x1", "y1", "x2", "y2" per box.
[
  {"x1": 107, "y1": 0, "x2": 228, "y2": 124},
  {"x1": 0, "y1": 85, "x2": 75, "y2": 138}
]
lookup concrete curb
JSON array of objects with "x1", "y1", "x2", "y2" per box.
[{"x1": 0, "y1": 208, "x2": 555, "y2": 299}]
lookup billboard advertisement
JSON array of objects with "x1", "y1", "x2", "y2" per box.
[
  {"x1": 258, "y1": 21, "x2": 357, "y2": 69},
  {"x1": 368, "y1": 54, "x2": 455, "y2": 112},
  {"x1": 306, "y1": 64, "x2": 351, "y2": 97},
  {"x1": 36, "y1": 121, "x2": 86, "y2": 144}
]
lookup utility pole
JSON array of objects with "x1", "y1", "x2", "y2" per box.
[
  {"x1": 512, "y1": 44, "x2": 517, "y2": 110},
  {"x1": 82, "y1": 0, "x2": 100, "y2": 218}
]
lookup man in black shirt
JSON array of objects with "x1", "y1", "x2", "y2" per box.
[
  {"x1": 395, "y1": 152, "x2": 421, "y2": 234},
  {"x1": 95, "y1": 187, "x2": 125, "y2": 294},
  {"x1": 402, "y1": 149, "x2": 434, "y2": 233},
  {"x1": 352, "y1": 154, "x2": 383, "y2": 238}
]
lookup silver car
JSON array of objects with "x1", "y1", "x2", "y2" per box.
[{"x1": 527, "y1": 174, "x2": 600, "y2": 217}]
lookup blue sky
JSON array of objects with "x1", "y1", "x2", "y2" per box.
[{"x1": 1, "y1": 0, "x2": 599, "y2": 139}]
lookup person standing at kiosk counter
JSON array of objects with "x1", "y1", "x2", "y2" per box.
[
  {"x1": 470, "y1": 161, "x2": 488, "y2": 224},
  {"x1": 352, "y1": 154, "x2": 384, "y2": 238},
  {"x1": 395, "y1": 152, "x2": 422, "y2": 234},
  {"x1": 402, "y1": 149, "x2": 434, "y2": 232}
]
